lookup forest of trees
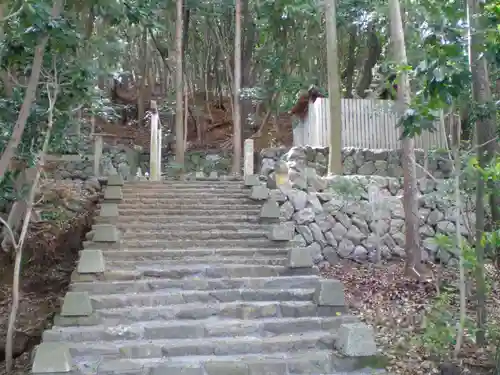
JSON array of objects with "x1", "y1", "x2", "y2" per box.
[{"x1": 0, "y1": 0, "x2": 499, "y2": 372}]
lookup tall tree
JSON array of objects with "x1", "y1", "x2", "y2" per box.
[
  {"x1": 232, "y1": 0, "x2": 242, "y2": 175},
  {"x1": 325, "y1": 0, "x2": 342, "y2": 175},
  {"x1": 467, "y1": 0, "x2": 495, "y2": 345},
  {"x1": 388, "y1": 0, "x2": 426, "y2": 278},
  {"x1": 175, "y1": 0, "x2": 185, "y2": 172}
]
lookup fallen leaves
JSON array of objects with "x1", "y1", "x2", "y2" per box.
[{"x1": 321, "y1": 260, "x2": 499, "y2": 375}]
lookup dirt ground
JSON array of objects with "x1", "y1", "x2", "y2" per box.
[
  {"x1": 321, "y1": 260, "x2": 500, "y2": 375},
  {"x1": 98, "y1": 95, "x2": 294, "y2": 152},
  {"x1": 0, "y1": 184, "x2": 99, "y2": 374}
]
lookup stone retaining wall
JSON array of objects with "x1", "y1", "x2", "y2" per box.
[
  {"x1": 152, "y1": 150, "x2": 235, "y2": 178},
  {"x1": 249, "y1": 146, "x2": 473, "y2": 266},
  {"x1": 47, "y1": 149, "x2": 236, "y2": 181},
  {"x1": 259, "y1": 146, "x2": 454, "y2": 179},
  {"x1": 46, "y1": 145, "x2": 136, "y2": 180}
]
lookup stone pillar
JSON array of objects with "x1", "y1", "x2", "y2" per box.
[
  {"x1": 93, "y1": 134, "x2": 103, "y2": 177},
  {"x1": 243, "y1": 139, "x2": 254, "y2": 177},
  {"x1": 103, "y1": 174, "x2": 124, "y2": 204},
  {"x1": 32, "y1": 343, "x2": 74, "y2": 374}
]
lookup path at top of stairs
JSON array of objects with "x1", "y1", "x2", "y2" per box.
[{"x1": 32, "y1": 178, "x2": 383, "y2": 375}]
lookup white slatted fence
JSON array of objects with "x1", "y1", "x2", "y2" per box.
[{"x1": 294, "y1": 98, "x2": 448, "y2": 149}]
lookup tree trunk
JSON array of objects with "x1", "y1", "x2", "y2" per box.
[
  {"x1": 343, "y1": 25, "x2": 357, "y2": 98},
  {"x1": 325, "y1": 0, "x2": 342, "y2": 175},
  {"x1": 232, "y1": 0, "x2": 242, "y2": 175},
  {"x1": 388, "y1": 0, "x2": 426, "y2": 278},
  {"x1": 0, "y1": 0, "x2": 63, "y2": 180},
  {"x1": 240, "y1": 0, "x2": 256, "y2": 138},
  {"x1": 467, "y1": 0, "x2": 493, "y2": 346},
  {"x1": 355, "y1": 24, "x2": 381, "y2": 98},
  {"x1": 175, "y1": 0, "x2": 185, "y2": 172},
  {"x1": 137, "y1": 29, "x2": 148, "y2": 127}
]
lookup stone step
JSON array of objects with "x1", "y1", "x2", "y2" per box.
[
  {"x1": 121, "y1": 192, "x2": 250, "y2": 199},
  {"x1": 122, "y1": 185, "x2": 246, "y2": 192},
  {"x1": 112, "y1": 215, "x2": 260, "y2": 224},
  {"x1": 89, "y1": 239, "x2": 291, "y2": 250},
  {"x1": 44, "y1": 316, "x2": 356, "y2": 342},
  {"x1": 47, "y1": 331, "x2": 337, "y2": 360},
  {"x1": 116, "y1": 222, "x2": 264, "y2": 231},
  {"x1": 121, "y1": 188, "x2": 248, "y2": 195},
  {"x1": 116, "y1": 208, "x2": 261, "y2": 216},
  {"x1": 83, "y1": 288, "x2": 316, "y2": 309},
  {"x1": 89, "y1": 264, "x2": 317, "y2": 280},
  {"x1": 125, "y1": 180, "x2": 245, "y2": 186},
  {"x1": 56, "y1": 301, "x2": 341, "y2": 325},
  {"x1": 120, "y1": 229, "x2": 269, "y2": 241},
  {"x1": 71, "y1": 275, "x2": 320, "y2": 295},
  {"x1": 99, "y1": 248, "x2": 290, "y2": 261},
  {"x1": 120, "y1": 197, "x2": 254, "y2": 205},
  {"x1": 70, "y1": 350, "x2": 353, "y2": 374},
  {"x1": 105, "y1": 256, "x2": 287, "y2": 266},
  {"x1": 117, "y1": 203, "x2": 260, "y2": 210}
]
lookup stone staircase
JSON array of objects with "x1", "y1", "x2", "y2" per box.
[{"x1": 31, "y1": 176, "x2": 382, "y2": 375}]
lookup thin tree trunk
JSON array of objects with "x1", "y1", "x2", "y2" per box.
[
  {"x1": 388, "y1": 0, "x2": 426, "y2": 278},
  {"x1": 467, "y1": 0, "x2": 493, "y2": 345},
  {"x1": 175, "y1": 0, "x2": 185, "y2": 172},
  {"x1": 325, "y1": 0, "x2": 342, "y2": 174},
  {"x1": 343, "y1": 25, "x2": 357, "y2": 98},
  {"x1": 137, "y1": 29, "x2": 148, "y2": 127},
  {"x1": 231, "y1": 0, "x2": 242, "y2": 175},
  {"x1": 0, "y1": 0, "x2": 63, "y2": 179}
]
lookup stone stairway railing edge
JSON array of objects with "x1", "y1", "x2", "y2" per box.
[
  {"x1": 29, "y1": 174, "x2": 384, "y2": 374},
  {"x1": 244, "y1": 173, "x2": 382, "y2": 366},
  {"x1": 31, "y1": 174, "x2": 124, "y2": 374}
]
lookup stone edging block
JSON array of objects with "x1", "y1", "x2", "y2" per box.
[
  {"x1": 61, "y1": 291, "x2": 93, "y2": 317},
  {"x1": 336, "y1": 322, "x2": 378, "y2": 356},
  {"x1": 100, "y1": 202, "x2": 119, "y2": 218},
  {"x1": 107, "y1": 174, "x2": 124, "y2": 186},
  {"x1": 249, "y1": 185, "x2": 269, "y2": 201},
  {"x1": 92, "y1": 224, "x2": 120, "y2": 243},
  {"x1": 32, "y1": 342, "x2": 73, "y2": 374},
  {"x1": 288, "y1": 247, "x2": 314, "y2": 268},
  {"x1": 267, "y1": 222, "x2": 295, "y2": 241},
  {"x1": 314, "y1": 279, "x2": 345, "y2": 306},
  {"x1": 77, "y1": 249, "x2": 105, "y2": 273},
  {"x1": 259, "y1": 200, "x2": 280, "y2": 222},
  {"x1": 103, "y1": 185, "x2": 123, "y2": 203},
  {"x1": 244, "y1": 174, "x2": 260, "y2": 187}
]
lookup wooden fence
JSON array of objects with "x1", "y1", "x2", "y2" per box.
[{"x1": 293, "y1": 98, "x2": 449, "y2": 149}]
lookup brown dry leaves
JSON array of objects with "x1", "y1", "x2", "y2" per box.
[{"x1": 321, "y1": 260, "x2": 499, "y2": 375}]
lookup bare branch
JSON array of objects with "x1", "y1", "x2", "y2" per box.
[
  {"x1": 4, "y1": 53, "x2": 60, "y2": 372},
  {"x1": 0, "y1": 216, "x2": 18, "y2": 248}
]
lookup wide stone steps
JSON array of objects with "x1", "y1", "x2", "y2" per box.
[
  {"x1": 121, "y1": 192, "x2": 251, "y2": 199},
  {"x1": 111, "y1": 214, "x2": 260, "y2": 224},
  {"x1": 116, "y1": 208, "x2": 262, "y2": 216},
  {"x1": 84, "y1": 239, "x2": 291, "y2": 250},
  {"x1": 46, "y1": 331, "x2": 338, "y2": 359},
  {"x1": 32, "y1": 177, "x2": 381, "y2": 375},
  {"x1": 58, "y1": 300, "x2": 341, "y2": 325},
  {"x1": 120, "y1": 197, "x2": 254, "y2": 205},
  {"x1": 116, "y1": 223, "x2": 264, "y2": 231},
  {"x1": 85, "y1": 264, "x2": 317, "y2": 280},
  {"x1": 83, "y1": 288, "x2": 316, "y2": 309},
  {"x1": 44, "y1": 316, "x2": 356, "y2": 342},
  {"x1": 123, "y1": 180, "x2": 244, "y2": 186},
  {"x1": 98, "y1": 248, "x2": 290, "y2": 261},
  {"x1": 117, "y1": 203, "x2": 261, "y2": 210},
  {"x1": 71, "y1": 350, "x2": 357, "y2": 374},
  {"x1": 105, "y1": 256, "x2": 288, "y2": 266},
  {"x1": 71, "y1": 275, "x2": 321, "y2": 295},
  {"x1": 120, "y1": 229, "x2": 269, "y2": 241}
]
